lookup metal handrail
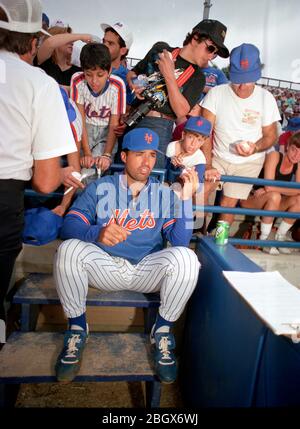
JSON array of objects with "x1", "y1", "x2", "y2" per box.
[
  {"x1": 195, "y1": 174, "x2": 300, "y2": 248},
  {"x1": 220, "y1": 175, "x2": 300, "y2": 190},
  {"x1": 194, "y1": 205, "x2": 300, "y2": 220}
]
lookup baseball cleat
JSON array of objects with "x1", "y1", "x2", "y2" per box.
[
  {"x1": 152, "y1": 331, "x2": 177, "y2": 384},
  {"x1": 55, "y1": 330, "x2": 88, "y2": 382}
]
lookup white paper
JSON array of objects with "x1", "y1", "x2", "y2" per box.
[{"x1": 223, "y1": 271, "x2": 300, "y2": 337}]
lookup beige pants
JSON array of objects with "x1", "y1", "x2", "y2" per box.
[{"x1": 212, "y1": 156, "x2": 264, "y2": 200}]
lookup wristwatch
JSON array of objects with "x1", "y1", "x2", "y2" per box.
[{"x1": 102, "y1": 152, "x2": 112, "y2": 160}]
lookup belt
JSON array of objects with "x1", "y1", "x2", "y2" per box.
[
  {"x1": 0, "y1": 179, "x2": 25, "y2": 191},
  {"x1": 146, "y1": 110, "x2": 175, "y2": 121}
]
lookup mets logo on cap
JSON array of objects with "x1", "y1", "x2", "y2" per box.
[
  {"x1": 240, "y1": 59, "x2": 249, "y2": 69},
  {"x1": 122, "y1": 128, "x2": 159, "y2": 151}
]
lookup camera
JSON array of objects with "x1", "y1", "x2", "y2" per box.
[{"x1": 124, "y1": 69, "x2": 183, "y2": 128}]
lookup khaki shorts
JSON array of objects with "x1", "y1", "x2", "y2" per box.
[{"x1": 212, "y1": 156, "x2": 264, "y2": 200}]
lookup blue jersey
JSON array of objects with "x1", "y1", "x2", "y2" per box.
[
  {"x1": 61, "y1": 173, "x2": 193, "y2": 264},
  {"x1": 198, "y1": 66, "x2": 228, "y2": 103},
  {"x1": 112, "y1": 65, "x2": 134, "y2": 105}
]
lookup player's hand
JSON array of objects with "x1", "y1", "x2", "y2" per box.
[
  {"x1": 204, "y1": 168, "x2": 221, "y2": 182},
  {"x1": 61, "y1": 167, "x2": 84, "y2": 189},
  {"x1": 180, "y1": 167, "x2": 199, "y2": 200},
  {"x1": 235, "y1": 141, "x2": 256, "y2": 157},
  {"x1": 98, "y1": 224, "x2": 131, "y2": 246},
  {"x1": 80, "y1": 155, "x2": 95, "y2": 168}
]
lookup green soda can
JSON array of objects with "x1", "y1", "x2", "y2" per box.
[{"x1": 215, "y1": 220, "x2": 230, "y2": 245}]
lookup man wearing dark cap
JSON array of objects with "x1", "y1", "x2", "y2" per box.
[
  {"x1": 125, "y1": 19, "x2": 229, "y2": 168},
  {"x1": 53, "y1": 128, "x2": 200, "y2": 385},
  {"x1": 202, "y1": 43, "x2": 281, "y2": 229}
]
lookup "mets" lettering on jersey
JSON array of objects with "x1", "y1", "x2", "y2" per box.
[{"x1": 106, "y1": 209, "x2": 156, "y2": 231}]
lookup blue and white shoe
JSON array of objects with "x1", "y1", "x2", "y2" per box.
[
  {"x1": 55, "y1": 329, "x2": 88, "y2": 382},
  {"x1": 151, "y1": 329, "x2": 177, "y2": 384}
]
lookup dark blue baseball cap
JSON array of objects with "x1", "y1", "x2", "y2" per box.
[
  {"x1": 22, "y1": 207, "x2": 63, "y2": 246},
  {"x1": 230, "y1": 43, "x2": 261, "y2": 84},
  {"x1": 60, "y1": 87, "x2": 76, "y2": 123},
  {"x1": 184, "y1": 116, "x2": 212, "y2": 137},
  {"x1": 284, "y1": 117, "x2": 300, "y2": 132},
  {"x1": 122, "y1": 128, "x2": 159, "y2": 151}
]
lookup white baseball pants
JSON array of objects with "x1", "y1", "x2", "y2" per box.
[{"x1": 54, "y1": 239, "x2": 200, "y2": 322}]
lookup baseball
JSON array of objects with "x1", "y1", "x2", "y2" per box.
[{"x1": 240, "y1": 141, "x2": 251, "y2": 153}]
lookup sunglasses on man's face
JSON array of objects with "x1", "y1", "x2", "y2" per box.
[{"x1": 203, "y1": 40, "x2": 219, "y2": 56}]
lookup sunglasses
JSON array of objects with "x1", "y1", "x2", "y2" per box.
[{"x1": 203, "y1": 40, "x2": 218, "y2": 56}]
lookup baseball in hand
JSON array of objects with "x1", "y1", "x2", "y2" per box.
[{"x1": 239, "y1": 141, "x2": 251, "y2": 153}]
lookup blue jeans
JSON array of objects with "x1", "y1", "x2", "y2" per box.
[{"x1": 135, "y1": 117, "x2": 174, "y2": 169}]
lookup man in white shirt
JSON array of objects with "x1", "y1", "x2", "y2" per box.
[
  {"x1": 0, "y1": 0, "x2": 79, "y2": 342},
  {"x1": 201, "y1": 43, "x2": 281, "y2": 226}
]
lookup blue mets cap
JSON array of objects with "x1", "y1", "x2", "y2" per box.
[
  {"x1": 122, "y1": 128, "x2": 159, "y2": 151},
  {"x1": 229, "y1": 43, "x2": 261, "y2": 84},
  {"x1": 22, "y1": 207, "x2": 63, "y2": 246},
  {"x1": 184, "y1": 116, "x2": 212, "y2": 137}
]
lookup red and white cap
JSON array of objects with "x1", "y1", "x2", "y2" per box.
[
  {"x1": 100, "y1": 21, "x2": 133, "y2": 49},
  {"x1": 0, "y1": 0, "x2": 50, "y2": 35}
]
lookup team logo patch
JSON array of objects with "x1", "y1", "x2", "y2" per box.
[
  {"x1": 144, "y1": 133, "x2": 153, "y2": 144},
  {"x1": 115, "y1": 22, "x2": 123, "y2": 28},
  {"x1": 197, "y1": 120, "x2": 203, "y2": 126},
  {"x1": 240, "y1": 59, "x2": 249, "y2": 69}
]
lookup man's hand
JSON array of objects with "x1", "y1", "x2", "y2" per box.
[
  {"x1": 235, "y1": 141, "x2": 257, "y2": 157},
  {"x1": 98, "y1": 224, "x2": 131, "y2": 246},
  {"x1": 157, "y1": 49, "x2": 175, "y2": 80},
  {"x1": 204, "y1": 168, "x2": 221, "y2": 182},
  {"x1": 61, "y1": 167, "x2": 84, "y2": 189},
  {"x1": 180, "y1": 167, "x2": 199, "y2": 200}
]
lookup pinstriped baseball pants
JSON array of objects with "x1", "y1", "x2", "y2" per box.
[{"x1": 54, "y1": 239, "x2": 200, "y2": 322}]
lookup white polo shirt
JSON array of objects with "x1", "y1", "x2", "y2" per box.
[{"x1": 0, "y1": 51, "x2": 77, "y2": 181}]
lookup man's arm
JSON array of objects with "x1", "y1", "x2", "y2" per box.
[
  {"x1": 157, "y1": 50, "x2": 190, "y2": 118},
  {"x1": 32, "y1": 157, "x2": 62, "y2": 194},
  {"x1": 236, "y1": 122, "x2": 278, "y2": 156},
  {"x1": 201, "y1": 107, "x2": 216, "y2": 168}
]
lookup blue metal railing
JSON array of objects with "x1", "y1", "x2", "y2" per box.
[{"x1": 195, "y1": 174, "x2": 300, "y2": 249}]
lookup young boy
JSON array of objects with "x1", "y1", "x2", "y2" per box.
[
  {"x1": 166, "y1": 116, "x2": 212, "y2": 184},
  {"x1": 70, "y1": 43, "x2": 126, "y2": 172}
]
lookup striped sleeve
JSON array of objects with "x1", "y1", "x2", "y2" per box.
[
  {"x1": 70, "y1": 72, "x2": 86, "y2": 105},
  {"x1": 109, "y1": 75, "x2": 126, "y2": 115}
]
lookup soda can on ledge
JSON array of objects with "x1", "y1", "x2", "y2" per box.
[{"x1": 215, "y1": 220, "x2": 230, "y2": 245}]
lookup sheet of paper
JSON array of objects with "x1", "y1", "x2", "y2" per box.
[{"x1": 223, "y1": 271, "x2": 300, "y2": 337}]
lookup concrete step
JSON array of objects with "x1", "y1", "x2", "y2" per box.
[{"x1": 0, "y1": 331, "x2": 161, "y2": 407}]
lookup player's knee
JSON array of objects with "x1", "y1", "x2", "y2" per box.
[{"x1": 55, "y1": 239, "x2": 82, "y2": 266}]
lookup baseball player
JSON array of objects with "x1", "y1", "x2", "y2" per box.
[{"x1": 54, "y1": 128, "x2": 200, "y2": 384}]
